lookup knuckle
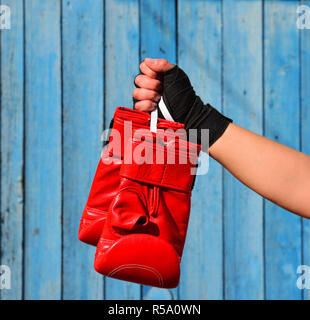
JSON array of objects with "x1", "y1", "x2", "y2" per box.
[
  {"x1": 135, "y1": 100, "x2": 154, "y2": 112},
  {"x1": 144, "y1": 100, "x2": 153, "y2": 108},
  {"x1": 132, "y1": 88, "x2": 140, "y2": 98},
  {"x1": 151, "y1": 91, "x2": 159, "y2": 99},
  {"x1": 155, "y1": 80, "x2": 162, "y2": 89},
  {"x1": 140, "y1": 61, "x2": 147, "y2": 72},
  {"x1": 134, "y1": 104, "x2": 142, "y2": 110},
  {"x1": 134, "y1": 74, "x2": 142, "y2": 85},
  {"x1": 158, "y1": 59, "x2": 168, "y2": 67},
  {"x1": 144, "y1": 76, "x2": 153, "y2": 86}
]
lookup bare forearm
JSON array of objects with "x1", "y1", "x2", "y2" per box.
[{"x1": 210, "y1": 123, "x2": 310, "y2": 218}]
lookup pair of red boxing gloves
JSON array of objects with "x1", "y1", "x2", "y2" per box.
[{"x1": 78, "y1": 99, "x2": 201, "y2": 288}]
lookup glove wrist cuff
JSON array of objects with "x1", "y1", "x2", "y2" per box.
[{"x1": 121, "y1": 135, "x2": 200, "y2": 193}]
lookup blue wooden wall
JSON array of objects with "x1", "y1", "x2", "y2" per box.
[{"x1": 0, "y1": 0, "x2": 309, "y2": 300}]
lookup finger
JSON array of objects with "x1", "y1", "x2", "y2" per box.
[
  {"x1": 134, "y1": 74, "x2": 162, "y2": 91},
  {"x1": 134, "y1": 100, "x2": 157, "y2": 112},
  {"x1": 133, "y1": 88, "x2": 161, "y2": 102},
  {"x1": 144, "y1": 58, "x2": 175, "y2": 73},
  {"x1": 140, "y1": 61, "x2": 161, "y2": 79}
]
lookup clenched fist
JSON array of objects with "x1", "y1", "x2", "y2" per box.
[{"x1": 133, "y1": 58, "x2": 232, "y2": 147}]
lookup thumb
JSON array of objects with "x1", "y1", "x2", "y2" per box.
[{"x1": 144, "y1": 58, "x2": 175, "y2": 73}]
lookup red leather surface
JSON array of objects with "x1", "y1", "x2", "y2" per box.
[
  {"x1": 121, "y1": 133, "x2": 200, "y2": 193},
  {"x1": 78, "y1": 147, "x2": 121, "y2": 245},
  {"x1": 94, "y1": 134, "x2": 201, "y2": 288},
  {"x1": 78, "y1": 107, "x2": 187, "y2": 246},
  {"x1": 95, "y1": 234, "x2": 180, "y2": 288}
]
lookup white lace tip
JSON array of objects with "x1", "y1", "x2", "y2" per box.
[{"x1": 150, "y1": 108, "x2": 158, "y2": 133}]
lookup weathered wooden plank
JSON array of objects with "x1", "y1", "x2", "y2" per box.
[
  {"x1": 223, "y1": 0, "x2": 264, "y2": 299},
  {"x1": 264, "y1": 0, "x2": 302, "y2": 299},
  {"x1": 24, "y1": 0, "x2": 62, "y2": 299},
  {"x1": 140, "y1": 0, "x2": 177, "y2": 300},
  {"x1": 0, "y1": 0, "x2": 306, "y2": 301},
  {"x1": 105, "y1": 0, "x2": 140, "y2": 299},
  {"x1": 62, "y1": 0, "x2": 104, "y2": 300},
  {"x1": 178, "y1": 0, "x2": 224, "y2": 300},
  {"x1": 300, "y1": 0, "x2": 310, "y2": 301},
  {"x1": 140, "y1": 0, "x2": 176, "y2": 62},
  {"x1": 0, "y1": 0, "x2": 24, "y2": 300}
]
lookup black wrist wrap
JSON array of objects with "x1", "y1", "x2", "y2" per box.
[{"x1": 160, "y1": 65, "x2": 232, "y2": 147}]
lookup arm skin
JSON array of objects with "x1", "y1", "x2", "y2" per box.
[
  {"x1": 209, "y1": 123, "x2": 310, "y2": 219},
  {"x1": 134, "y1": 58, "x2": 310, "y2": 219}
]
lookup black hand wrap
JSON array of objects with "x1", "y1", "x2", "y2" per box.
[{"x1": 160, "y1": 65, "x2": 232, "y2": 147}]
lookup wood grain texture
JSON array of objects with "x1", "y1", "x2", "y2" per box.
[
  {"x1": 0, "y1": 0, "x2": 308, "y2": 300},
  {"x1": 300, "y1": 0, "x2": 310, "y2": 301},
  {"x1": 0, "y1": 0, "x2": 24, "y2": 300},
  {"x1": 140, "y1": 0, "x2": 176, "y2": 62},
  {"x1": 24, "y1": 0, "x2": 62, "y2": 299},
  {"x1": 139, "y1": 0, "x2": 177, "y2": 300},
  {"x1": 178, "y1": 0, "x2": 224, "y2": 300},
  {"x1": 62, "y1": 0, "x2": 104, "y2": 300},
  {"x1": 104, "y1": 0, "x2": 140, "y2": 300},
  {"x1": 264, "y1": 0, "x2": 302, "y2": 299},
  {"x1": 223, "y1": 0, "x2": 264, "y2": 300}
]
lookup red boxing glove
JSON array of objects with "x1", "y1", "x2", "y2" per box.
[
  {"x1": 78, "y1": 107, "x2": 185, "y2": 246},
  {"x1": 94, "y1": 131, "x2": 200, "y2": 288}
]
